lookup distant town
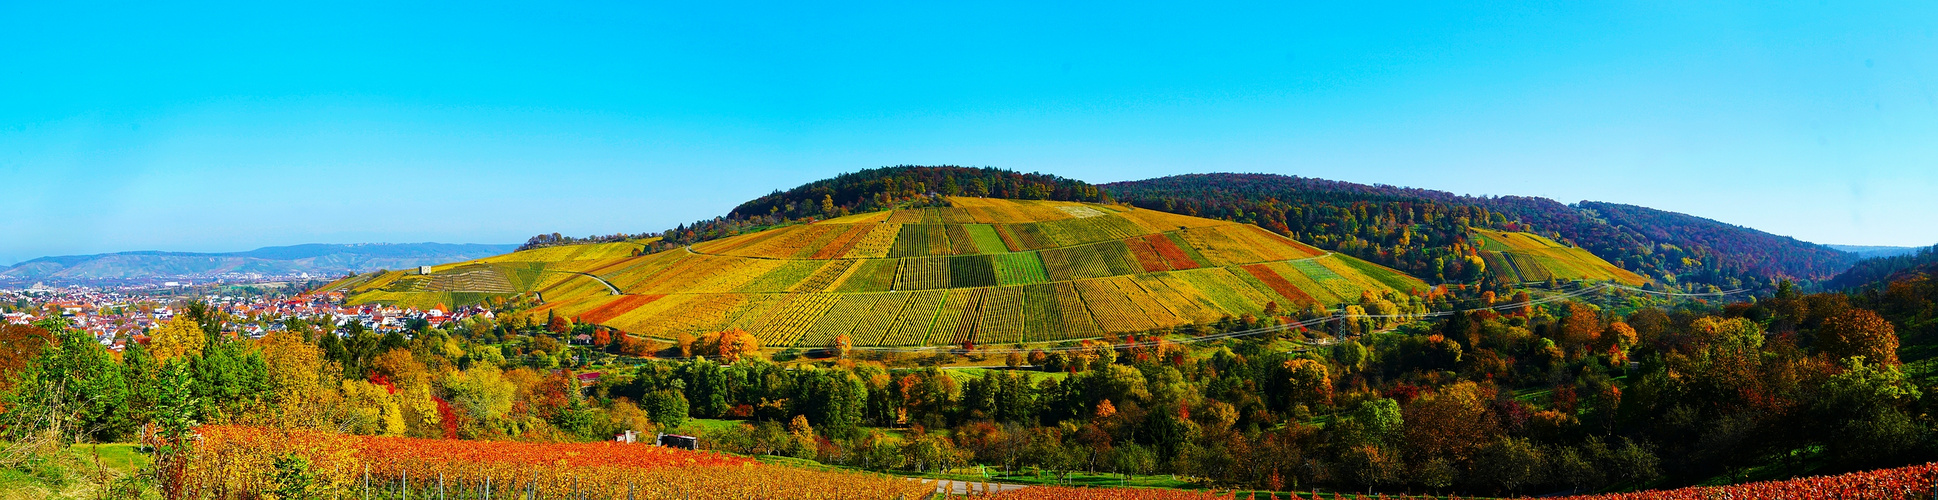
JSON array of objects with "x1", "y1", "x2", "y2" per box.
[{"x1": 0, "y1": 279, "x2": 491, "y2": 351}]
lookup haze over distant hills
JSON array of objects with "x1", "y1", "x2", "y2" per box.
[
  {"x1": 0, "y1": 243, "x2": 518, "y2": 286},
  {"x1": 1827, "y1": 244, "x2": 1923, "y2": 259}
]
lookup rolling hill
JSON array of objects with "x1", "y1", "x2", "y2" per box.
[
  {"x1": 1, "y1": 243, "x2": 519, "y2": 285},
  {"x1": 338, "y1": 198, "x2": 1428, "y2": 346}
]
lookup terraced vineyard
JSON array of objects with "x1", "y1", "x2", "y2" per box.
[
  {"x1": 344, "y1": 198, "x2": 1428, "y2": 346},
  {"x1": 1471, "y1": 229, "x2": 1649, "y2": 285}
]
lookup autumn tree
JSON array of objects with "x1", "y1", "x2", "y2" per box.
[
  {"x1": 0, "y1": 323, "x2": 51, "y2": 392},
  {"x1": 147, "y1": 315, "x2": 207, "y2": 363},
  {"x1": 1403, "y1": 382, "x2": 1499, "y2": 465},
  {"x1": 711, "y1": 328, "x2": 762, "y2": 362},
  {"x1": 254, "y1": 330, "x2": 338, "y2": 426},
  {"x1": 1600, "y1": 321, "x2": 1639, "y2": 352},
  {"x1": 1506, "y1": 291, "x2": 1532, "y2": 316},
  {"x1": 1817, "y1": 308, "x2": 1899, "y2": 365},
  {"x1": 1282, "y1": 358, "x2": 1333, "y2": 409},
  {"x1": 1690, "y1": 316, "x2": 1765, "y2": 353},
  {"x1": 443, "y1": 366, "x2": 516, "y2": 435},
  {"x1": 830, "y1": 333, "x2": 853, "y2": 359},
  {"x1": 1559, "y1": 303, "x2": 1601, "y2": 354}
]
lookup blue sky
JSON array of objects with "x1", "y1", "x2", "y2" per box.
[{"x1": 3, "y1": 2, "x2": 1935, "y2": 264}]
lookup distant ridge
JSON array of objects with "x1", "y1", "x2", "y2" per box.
[
  {"x1": 1104, "y1": 173, "x2": 1856, "y2": 289},
  {"x1": 0, "y1": 243, "x2": 518, "y2": 285},
  {"x1": 1828, "y1": 244, "x2": 1923, "y2": 259},
  {"x1": 1827, "y1": 244, "x2": 1938, "y2": 290}
]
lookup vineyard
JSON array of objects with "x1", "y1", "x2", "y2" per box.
[
  {"x1": 1552, "y1": 461, "x2": 1938, "y2": 500},
  {"x1": 346, "y1": 198, "x2": 1438, "y2": 345},
  {"x1": 147, "y1": 424, "x2": 1938, "y2": 499},
  {"x1": 1471, "y1": 229, "x2": 1649, "y2": 285},
  {"x1": 177, "y1": 425, "x2": 934, "y2": 500}
]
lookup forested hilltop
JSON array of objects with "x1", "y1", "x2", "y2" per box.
[
  {"x1": 518, "y1": 167, "x2": 1857, "y2": 294},
  {"x1": 1103, "y1": 173, "x2": 1856, "y2": 292},
  {"x1": 1829, "y1": 244, "x2": 1938, "y2": 290},
  {"x1": 517, "y1": 166, "x2": 1106, "y2": 252},
  {"x1": 728, "y1": 166, "x2": 1108, "y2": 219}
]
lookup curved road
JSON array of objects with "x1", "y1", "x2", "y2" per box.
[{"x1": 544, "y1": 270, "x2": 621, "y2": 296}]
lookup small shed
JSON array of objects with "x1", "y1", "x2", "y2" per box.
[{"x1": 657, "y1": 433, "x2": 699, "y2": 450}]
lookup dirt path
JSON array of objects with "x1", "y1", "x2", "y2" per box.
[{"x1": 542, "y1": 270, "x2": 621, "y2": 296}]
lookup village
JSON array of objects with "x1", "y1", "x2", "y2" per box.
[{"x1": 0, "y1": 282, "x2": 490, "y2": 351}]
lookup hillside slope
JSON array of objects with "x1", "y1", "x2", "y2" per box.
[
  {"x1": 1828, "y1": 244, "x2": 1938, "y2": 290},
  {"x1": 346, "y1": 198, "x2": 1427, "y2": 346},
  {"x1": 1103, "y1": 173, "x2": 1854, "y2": 289},
  {"x1": 1470, "y1": 229, "x2": 1648, "y2": 285},
  {"x1": 2, "y1": 243, "x2": 518, "y2": 285}
]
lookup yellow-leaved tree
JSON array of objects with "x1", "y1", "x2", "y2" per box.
[
  {"x1": 338, "y1": 378, "x2": 406, "y2": 436},
  {"x1": 148, "y1": 315, "x2": 206, "y2": 363},
  {"x1": 254, "y1": 330, "x2": 339, "y2": 426}
]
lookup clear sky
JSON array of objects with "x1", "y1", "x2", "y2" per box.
[{"x1": 3, "y1": 2, "x2": 1935, "y2": 265}]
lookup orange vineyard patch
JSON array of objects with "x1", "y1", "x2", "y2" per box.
[
  {"x1": 809, "y1": 224, "x2": 875, "y2": 259},
  {"x1": 1550, "y1": 461, "x2": 1938, "y2": 500},
  {"x1": 183, "y1": 426, "x2": 933, "y2": 500},
  {"x1": 1143, "y1": 234, "x2": 1201, "y2": 270},
  {"x1": 1241, "y1": 264, "x2": 1316, "y2": 306},
  {"x1": 577, "y1": 294, "x2": 664, "y2": 324},
  {"x1": 1126, "y1": 237, "x2": 1171, "y2": 273}
]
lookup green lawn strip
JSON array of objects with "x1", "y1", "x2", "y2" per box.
[
  {"x1": 0, "y1": 443, "x2": 156, "y2": 500},
  {"x1": 993, "y1": 252, "x2": 1050, "y2": 286},
  {"x1": 938, "y1": 367, "x2": 1068, "y2": 384},
  {"x1": 1691, "y1": 446, "x2": 1829, "y2": 488},
  {"x1": 965, "y1": 224, "x2": 1009, "y2": 255}
]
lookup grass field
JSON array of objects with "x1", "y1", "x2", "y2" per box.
[{"x1": 0, "y1": 443, "x2": 152, "y2": 500}]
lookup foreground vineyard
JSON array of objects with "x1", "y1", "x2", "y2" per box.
[
  {"x1": 180, "y1": 426, "x2": 934, "y2": 499},
  {"x1": 341, "y1": 197, "x2": 1445, "y2": 345},
  {"x1": 979, "y1": 462, "x2": 1938, "y2": 500},
  {"x1": 982, "y1": 486, "x2": 1235, "y2": 499},
  {"x1": 180, "y1": 425, "x2": 1938, "y2": 500},
  {"x1": 1551, "y1": 462, "x2": 1938, "y2": 500}
]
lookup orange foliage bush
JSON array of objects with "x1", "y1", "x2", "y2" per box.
[{"x1": 709, "y1": 328, "x2": 762, "y2": 361}]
